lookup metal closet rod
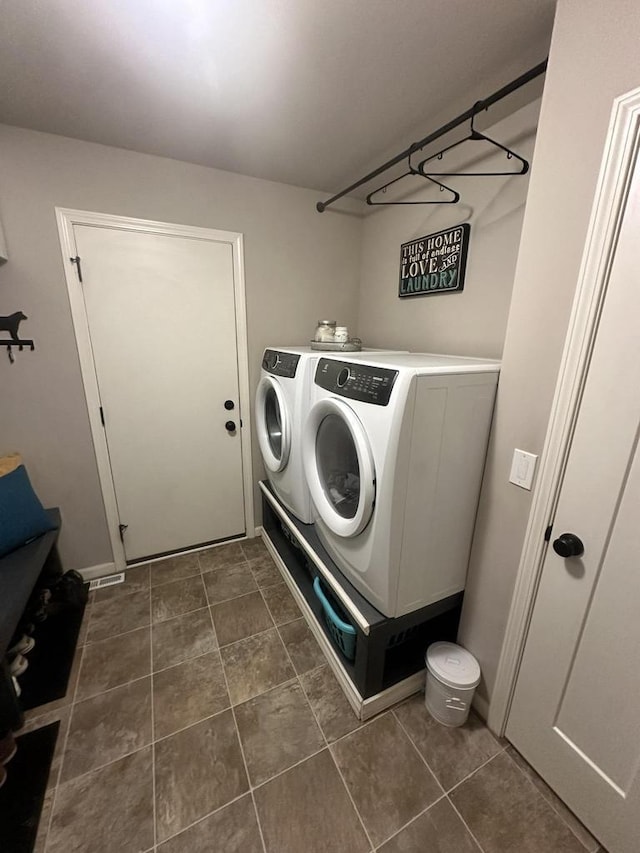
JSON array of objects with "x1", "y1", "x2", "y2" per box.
[{"x1": 316, "y1": 58, "x2": 548, "y2": 213}]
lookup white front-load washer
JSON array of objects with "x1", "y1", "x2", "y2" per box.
[
  {"x1": 255, "y1": 346, "x2": 405, "y2": 523},
  {"x1": 302, "y1": 353, "x2": 500, "y2": 617}
]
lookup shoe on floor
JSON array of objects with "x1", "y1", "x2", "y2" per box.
[
  {"x1": 8, "y1": 634, "x2": 35, "y2": 657},
  {"x1": 32, "y1": 604, "x2": 48, "y2": 623},
  {"x1": 9, "y1": 654, "x2": 28, "y2": 678},
  {"x1": 0, "y1": 732, "x2": 16, "y2": 765}
]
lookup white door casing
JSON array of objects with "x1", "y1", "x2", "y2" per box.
[
  {"x1": 491, "y1": 87, "x2": 640, "y2": 732},
  {"x1": 57, "y1": 209, "x2": 254, "y2": 570},
  {"x1": 491, "y1": 89, "x2": 640, "y2": 853}
]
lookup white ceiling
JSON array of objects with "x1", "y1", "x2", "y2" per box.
[{"x1": 0, "y1": 1, "x2": 556, "y2": 195}]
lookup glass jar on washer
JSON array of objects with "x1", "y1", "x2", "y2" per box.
[{"x1": 314, "y1": 320, "x2": 336, "y2": 342}]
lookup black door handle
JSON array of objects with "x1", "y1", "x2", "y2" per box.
[
  {"x1": 552, "y1": 533, "x2": 584, "y2": 558},
  {"x1": 225, "y1": 421, "x2": 236, "y2": 432},
  {"x1": 224, "y1": 400, "x2": 235, "y2": 410}
]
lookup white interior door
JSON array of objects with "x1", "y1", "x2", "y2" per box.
[
  {"x1": 506, "y1": 146, "x2": 640, "y2": 853},
  {"x1": 74, "y1": 224, "x2": 246, "y2": 562}
]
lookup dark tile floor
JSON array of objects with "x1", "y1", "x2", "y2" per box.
[{"x1": 19, "y1": 538, "x2": 605, "y2": 853}]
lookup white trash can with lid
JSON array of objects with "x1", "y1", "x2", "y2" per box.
[{"x1": 425, "y1": 641, "x2": 481, "y2": 727}]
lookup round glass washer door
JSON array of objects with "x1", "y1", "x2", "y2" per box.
[
  {"x1": 255, "y1": 376, "x2": 290, "y2": 473},
  {"x1": 303, "y1": 397, "x2": 375, "y2": 538}
]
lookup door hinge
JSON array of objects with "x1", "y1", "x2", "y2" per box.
[
  {"x1": 70, "y1": 255, "x2": 83, "y2": 282},
  {"x1": 544, "y1": 524, "x2": 553, "y2": 542},
  {"x1": 118, "y1": 523, "x2": 128, "y2": 542},
  {"x1": 99, "y1": 406, "x2": 105, "y2": 426}
]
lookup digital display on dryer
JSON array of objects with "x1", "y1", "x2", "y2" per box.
[
  {"x1": 262, "y1": 349, "x2": 300, "y2": 377},
  {"x1": 315, "y1": 359, "x2": 398, "y2": 405}
]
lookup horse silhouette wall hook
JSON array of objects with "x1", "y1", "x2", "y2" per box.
[{"x1": 0, "y1": 311, "x2": 35, "y2": 363}]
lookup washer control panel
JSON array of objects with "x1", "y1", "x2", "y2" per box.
[
  {"x1": 315, "y1": 358, "x2": 398, "y2": 405},
  {"x1": 262, "y1": 349, "x2": 300, "y2": 378}
]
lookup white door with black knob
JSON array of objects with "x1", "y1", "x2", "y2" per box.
[
  {"x1": 69, "y1": 219, "x2": 247, "y2": 563},
  {"x1": 506, "y1": 136, "x2": 640, "y2": 853}
]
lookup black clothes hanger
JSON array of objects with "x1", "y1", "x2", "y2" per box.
[
  {"x1": 366, "y1": 150, "x2": 460, "y2": 206},
  {"x1": 416, "y1": 103, "x2": 529, "y2": 178},
  {"x1": 317, "y1": 60, "x2": 546, "y2": 212}
]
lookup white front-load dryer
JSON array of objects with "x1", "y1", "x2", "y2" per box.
[
  {"x1": 302, "y1": 353, "x2": 500, "y2": 617},
  {"x1": 256, "y1": 346, "x2": 405, "y2": 523}
]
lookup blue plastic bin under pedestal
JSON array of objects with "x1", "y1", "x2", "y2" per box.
[{"x1": 313, "y1": 576, "x2": 357, "y2": 661}]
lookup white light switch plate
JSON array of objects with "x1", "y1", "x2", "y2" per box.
[{"x1": 509, "y1": 448, "x2": 538, "y2": 490}]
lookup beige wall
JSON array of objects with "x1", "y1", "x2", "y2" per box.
[
  {"x1": 0, "y1": 126, "x2": 362, "y2": 571},
  {"x1": 459, "y1": 0, "x2": 640, "y2": 707},
  {"x1": 356, "y1": 99, "x2": 540, "y2": 357}
]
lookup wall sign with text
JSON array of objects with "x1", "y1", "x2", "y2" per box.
[{"x1": 399, "y1": 224, "x2": 470, "y2": 298}]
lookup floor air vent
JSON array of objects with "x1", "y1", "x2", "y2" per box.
[{"x1": 88, "y1": 573, "x2": 125, "y2": 591}]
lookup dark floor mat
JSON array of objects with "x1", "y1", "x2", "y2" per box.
[
  {"x1": 0, "y1": 721, "x2": 60, "y2": 853},
  {"x1": 17, "y1": 600, "x2": 86, "y2": 711}
]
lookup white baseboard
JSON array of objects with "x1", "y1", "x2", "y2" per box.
[
  {"x1": 361, "y1": 671, "x2": 426, "y2": 721},
  {"x1": 78, "y1": 562, "x2": 117, "y2": 581},
  {"x1": 81, "y1": 531, "x2": 264, "y2": 579}
]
